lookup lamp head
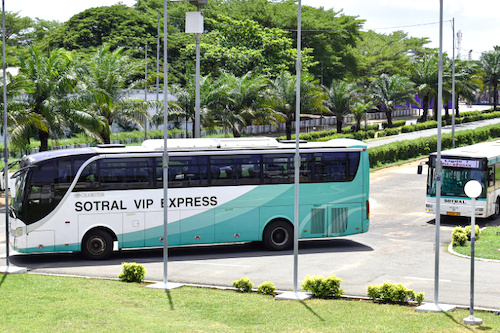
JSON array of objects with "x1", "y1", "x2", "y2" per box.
[{"x1": 464, "y1": 180, "x2": 482, "y2": 199}]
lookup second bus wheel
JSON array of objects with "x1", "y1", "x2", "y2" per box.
[
  {"x1": 82, "y1": 229, "x2": 113, "y2": 260},
  {"x1": 263, "y1": 220, "x2": 293, "y2": 251}
]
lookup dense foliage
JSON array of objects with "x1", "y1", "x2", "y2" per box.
[{"x1": 2, "y1": 0, "x2": 500, "y2": 151}]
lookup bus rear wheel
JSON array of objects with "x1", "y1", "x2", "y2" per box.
[
  {"x1": 82, "y1": 229, "x2": 113, "y2": 260},
  {"x1": 495, "y1": 197, "x2": 500, "y2": 216},
  {"x1": 263, "y1": 220, "x2": 293, "y2": 251}
]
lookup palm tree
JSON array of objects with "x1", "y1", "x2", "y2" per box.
[
  {"x1": 370, "y1": 74, "x2": 415, "y2": 128},
  {"x1": 323, "y1": 80, "x2": 357, "y2": 133},
  {"x1": 211, "y1": 72, "x2": 268, "y2": 137},
  {"x1": 79, "y1": 45, "x2": 149, "y2": 143},
  {"x1": 18, "y1": 45, "x2": 97, "y2": 151},
  {"x1": 0, "y1": 71, "x2": 46, "y2": 149},
  {"x1": 408, "y1": 54, "x2": 439, "y2": 122},
  {"x1": 479, "y1": 46, "x2": 500, "y2": 110},
  {"x1": 453, "y1": 59, "x2": 482, "y2": 116},
  {"x1": 351, "y1": 100, "x2": 374, "y2": 132},
  {"x1": 266, "y1": 71, "x2": 324, "y2": 140}
]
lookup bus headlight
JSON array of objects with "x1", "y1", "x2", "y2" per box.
[{"x1": 15, "y1": 227, "x2": 23, "y2": 237}]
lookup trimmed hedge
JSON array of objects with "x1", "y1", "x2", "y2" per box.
[{"x1": 368, "y1": 123, "x2": 500, "y2": 168}]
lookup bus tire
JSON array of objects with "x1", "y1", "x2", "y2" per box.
[
  {"x1": 496, "y1": 197, "x2": 500, "y2": 216},
  {"x1": 82, "y1": 229, "x2": 113, "y2": 260},
  {"x1": 263, "y1": 220, "x2": 293, "y2": 251}
]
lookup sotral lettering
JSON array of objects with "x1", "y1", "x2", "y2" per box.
[{"x1": 75, "y1": 200, "x2": 127, "y2": 212}]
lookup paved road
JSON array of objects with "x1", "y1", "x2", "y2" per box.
[
  {"x1": 368, "y1": 117, "x2": 500, "y2": 148},
  {"x1": 2, "y1": 160, "x2": 499, "y2": 309}
]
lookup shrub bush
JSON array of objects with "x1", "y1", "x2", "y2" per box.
[
  {"x1": 453, "y1": 225, "x2": 481, "y2": 246},
  {"x1": 366, "y1": 281, "x2": 424, "y2": 304},
  {"x1": 382, "y1": 120, "x2": 406, "y2": 129},
  {"x1": 301, "y1": 274, "x2": 344, "y2": 298},
  {"x1": 118, "y1": 262, "x2": 146, "y2": 283},
  {"x1": 452, "y1": 227, "x2": 468, "y2": 246},
  {"x1": 257, "y1": 281, "x2": 276, "y2": 295},
  {"x1": 369, "y1": 123, "x2": 500, "y2": 168},
  {"x1": 465, "y1": 225, "x2": 481, "y2": 240},
  {"x1": 233, "y1": 277, "x2": 253, "y2": 292}
]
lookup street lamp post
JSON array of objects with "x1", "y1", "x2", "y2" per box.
[
  {"x1": 174, "y1": 0, "x2": 207, "y2": 138},
  {"x1": 463, "y1": 180, "x2": 483, "y2": 326}
]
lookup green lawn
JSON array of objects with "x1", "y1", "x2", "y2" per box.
[
  {"x1": 1, "y1": 274, "x2": 498, "y2": 333},
  {"x1": 453, "y1": 226, "x2": 500, "y2": 260}
]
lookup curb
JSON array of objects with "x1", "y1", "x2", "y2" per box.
[{"x1": 447, "y1": 242, "x2": 500, "y2": 263}]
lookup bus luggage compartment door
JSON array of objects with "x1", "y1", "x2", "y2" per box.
[{"x1": 122, "y1": 212, "x2": 145, "y2": 248}]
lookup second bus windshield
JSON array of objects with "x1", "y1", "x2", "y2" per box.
[{"x1": 428, "y1": 166, "x2": 486, "y2": 197}]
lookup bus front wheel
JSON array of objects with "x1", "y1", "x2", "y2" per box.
[
  {"x1": 263, "y1": 220, "x2": 293, "y2": 251},
  {"x1": 82, "y1": 229, "x2": 113, "y2": 260}
]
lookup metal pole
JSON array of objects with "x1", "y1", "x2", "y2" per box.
[
  {"x1": 145, "y1": 44, "x2": 148, "y2": 139},
  {"x1": 2, "y1": 0, "x2": 9, "y2": 267},
  {"x1": 194, "y1": 4, "x2": 201, "y2": 138},
  {"x1": 469, "y1": 199, "x2": 476, "y2": 318},
  {"x1": 162, "y1": 0, "x2": 169, "y2": 287},
  {"x1": 156, "y1": 11, "x2": 160, "y2": 122},
  {"x1": 451, "y1": 18, "x2": 456, "y2": 148},
  {"x1": 293, "y1": 0, "x2": 302, "y2": 295},
  {"x1": 434, "y1": 0, "x2": 444, "y2": 306}
]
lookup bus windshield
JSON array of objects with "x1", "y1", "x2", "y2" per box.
[
  {"x1": 11, "y1": 168, "x2": 28, "y2": 216},
  {"x1": 428, "y1": 167, "x2": 486, "y2": 198}
]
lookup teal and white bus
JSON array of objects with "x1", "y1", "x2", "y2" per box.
[
  {"x1": 424, "y1": 140, "x2": 500, "y2": 218},
  {"x1": 9, "y1": 137, "x2": 370, "y2": 260}
]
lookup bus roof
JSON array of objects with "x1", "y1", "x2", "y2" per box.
[
  {"x1": 142, "y1": 137, "x2": 367, "y2": 151},
  {"x1": 430, "y1": 140, "x2": 500, "y2": 162},
  {"x1": 19, "y1": 137, "x2": 367, "y2": 166}
]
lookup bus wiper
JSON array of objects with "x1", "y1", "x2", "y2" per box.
[{"x1": 8, "y1": 205, "x2": 17, "y2": 219}]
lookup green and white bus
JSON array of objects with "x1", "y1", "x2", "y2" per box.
[
  {"x1": 424, "y1": 140, "x2": 500, "y2": 218},
  {"x1": 9, "y1": 137, "x2": 370, "y2": 260}
]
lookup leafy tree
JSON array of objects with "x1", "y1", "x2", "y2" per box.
[
  {"x1": 453, "y1": 59, "x2": 483, "y2": 115},
  {"x1": 188, "y1": 15, "x2": 314, "y2": 77},
  {"x1": 1, "y1": 11, "x2": 33, "y2": 66},
  {"x1": 351, "y1": 30, "x2": 432, "y2": 85},
  {"x1": 351, "y1": 100, "x2": 374, "y2": 132},
  {"x1": 480, "y1": 46, "x2": 500, "y2": 111},
  {"x1": 266, "y1": 71, "x2": 324, "y2": 140},
  {"x1": 17, "y1": 46, "x2": 96, "y2": 151},
  {"x1": 323, "y1": 80, "x2": 357, "y2": 133},
  {"x1": 209, "y1": 0, "x2": 364, "y2": 83},
  {"x1": 408, "y1": 54, "x2": 439, "y2": 122},
  {"x1": 0, "y1": 71, "x2": 46, "y2": 149},
  {"x1": 370, "y1": 74, "x2": 415, "y2": 128},
  {"x1": 43, "y1": 5, "x2": 157, "y2": 58},
  {"x1": 210, "y1": 72, "x2": 268, "y2": 137},
  {"x1": 78, "y1": 45, "x2": 149, "y2": 144}
]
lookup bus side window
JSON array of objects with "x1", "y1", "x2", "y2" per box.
[
  {"x1": 75, "y1": 162, "x2": 98, "y2": 191},
  {"x1": 488, "y1": 167, "x2": 495, "y2": 187},
  {"x1": 496, "y1": 164, "x2": 500, "y2": 189}
]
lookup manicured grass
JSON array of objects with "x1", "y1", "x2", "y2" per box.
[
  {"x1": 1, "y1": 274, "x2": 499, "y2": 332},
  {"x1": 453, "y1": 226, "x2": 500, "y2": 260}
]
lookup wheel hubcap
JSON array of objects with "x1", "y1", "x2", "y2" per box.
[
  {"x1": 271, "y1": 227, "x2": 288, "y2": 246},
  {"x1": 88, "y1": 237, "x2": 105, "y2": 255}
]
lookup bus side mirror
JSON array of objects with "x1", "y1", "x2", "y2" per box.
[{"x1": 417, "y1": 161, "x2": 427, "y2": 175}]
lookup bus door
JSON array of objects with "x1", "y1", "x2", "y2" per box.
[{"x1": 122, "y1": 212, "x2": 145, "y2": 248}]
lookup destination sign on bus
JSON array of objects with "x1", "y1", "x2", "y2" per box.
[{"x1": 441, "y1": 158, "x2": 480, "y2": 168}]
